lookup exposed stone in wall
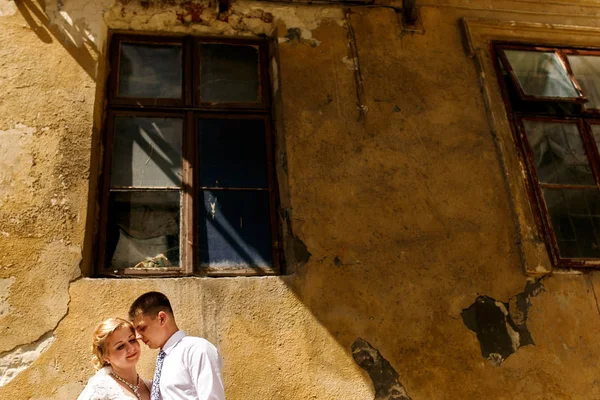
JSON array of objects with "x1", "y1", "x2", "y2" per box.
[
  {"x1": 462, "y1": 280, "x2": 544, "y2": 366},
  {"x1": 0, "y1": 332, "x2": 55, "y2": 387},
  {"x1": 40, "y1": 0, "x2": 344, "y2": 51},
  {"x1": 352, "y1": 338, "x2": 411, "y2": 400}
]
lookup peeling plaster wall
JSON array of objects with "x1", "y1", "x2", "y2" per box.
[
  {"x1": 4, "y1": 0, "x2": 600, "y2": 399},
  {"x1": 0, "y1": 332, "x2": 55, "y2": 387}
]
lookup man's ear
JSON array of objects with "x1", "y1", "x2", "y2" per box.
[{"x1": 157, "y1": 311, "x2": 168, "y2": 326}]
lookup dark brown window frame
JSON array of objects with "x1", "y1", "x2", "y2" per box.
[
  {"x1": 493, "y1": 42, "x2": 600, "y2": 269},
  {"x1": 497, "y1": 44, "x2": 588, "y2": 104},
  {"x1": 97, "y1": 33, "x2": 281, "y2": 277}
]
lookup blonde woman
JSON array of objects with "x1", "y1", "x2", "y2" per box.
[{"x1": 78, "y1": 318, "x2": 152, "y2": 400}]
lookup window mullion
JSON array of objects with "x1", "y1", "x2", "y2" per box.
[
  {"x1": 515, "y1": 116, "x2": 565, "y2": 263},
  {"x1": 556, "y1": 49, "x2": 587, "y2": 101},
  {"x1": 181, "y1": 110, "x2": 195, "y2": 275},
  {"x1": 97, "y1": 110, "x2": 117, "y2": 273},
  {"x1": 579, "y1": 119, "x2": 600, "y2": 189}
]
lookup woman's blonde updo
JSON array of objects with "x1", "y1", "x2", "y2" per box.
[{"x1": 90, "y1": 317, "x2": 135, "y2": 370}]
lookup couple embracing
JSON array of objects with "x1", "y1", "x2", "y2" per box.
[{"x1": 78, "y1": 291, "x2": 226, "y2": 400}]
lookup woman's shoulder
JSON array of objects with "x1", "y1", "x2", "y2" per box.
[{"x1": 77, "y1": 367, "x2": 124, "y2": 400}]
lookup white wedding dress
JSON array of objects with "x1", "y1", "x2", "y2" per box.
[{"x1": 77, "y1": 367, "x2": 152, "y2": 400}]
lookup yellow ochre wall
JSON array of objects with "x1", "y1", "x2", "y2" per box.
[{"x1": 2, "y1": 0, "x2": 600, "y2": 399}]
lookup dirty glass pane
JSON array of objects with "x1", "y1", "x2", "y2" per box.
[
  {"x1": 118, "y1": 43, "x2": 182, "y2": 98},
  {"x1": 522, "y1": 120, "x2": 594, "y2": 185},
  {"x1": 503, "y1": 50, "x2": 580, "y2": 98},
  {"x1": 543, "y1": 188, "x2": 600, "y2": 259},
  {"x1": 198, "y1": 119, "x2": 268, "y2": 188},
  {"x1": 589, "y1": 124, "x2": 600, "y2": 154},
  {"x1": 567, "y1": 54, "x2": 600, "y2": 109},
  {"x1": 199, "y1": 44, "x2": 259, "y2": 103},
  {"x1": 111, "y1": 117, "x2": 183, "y2": 188},
  {"x1": 106, "y1": 191, "x2": 180, "y2": 269},
  {"x1": 198, "y1": 190, "x2": 272, "y2": 268}
]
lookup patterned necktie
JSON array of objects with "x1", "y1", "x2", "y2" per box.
[{"x1": 151, "y1": 349, "x2": 166, "y2": 400}]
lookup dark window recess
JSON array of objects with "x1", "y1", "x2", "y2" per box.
[
  {"x1": 117, "y1": 43, "x2": 183, "y2": 99},
  {"x1": 199, "y1": 44, "x2": 260, "y2": 103},
  {"x1": 495, "y1": 43, "x2": 600, "y2": 268},
  {"x1": 99, "y1": 34, "x2": 279, "y2": 276},
  {"x1": 198, "y1": 119, "x2": 268, "y2": 188}
]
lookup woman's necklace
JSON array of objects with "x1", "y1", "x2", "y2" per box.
[{"x1": 110, "y1": 371, "x2": 141, "y2": 400}]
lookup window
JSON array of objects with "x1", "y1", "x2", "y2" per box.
[
  {"x1": 495, "y1": 43, "x2": 600, "y2": 268},
  {"x1": 97, "y1": 34, "x2": 280, "y2": 277}
]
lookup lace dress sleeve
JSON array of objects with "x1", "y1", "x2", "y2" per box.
[{"x1": 77, "y1": 367, "x2": 125, "y2": 400}]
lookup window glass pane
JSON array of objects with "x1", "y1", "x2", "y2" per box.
[
  {"x1": 111, "y1": 117, "x2": 183, "y2": 188},
  {"x1": 543, "y1": 188, "x2": 600, "y2": 259},
  {"x1": 503, "y1": 50, "x2": 580, "y2": 98},
  {"x1": 118, "y1": 43, "x2": 182, "y2": 98},
  {"x1": 199, "y1": 44, "x2": 259, "y2": 103},
  {"x1": 522, "y1": 120, "x2": 594, "y2": 185},
  {"x1": 567, "y1": 54, "x2": 600, "y2": 109},
  {"x1": 199, "y1": 190, "x2": 272, "y2": 269},
  {"x1": 106, "y1": 191, "x2": 180, "y2": 269},
  {"x1": 589, "y1": 124, "x2": 600, "y2": 153},
  {"x1": 198, "y1": 119, "x2": 268, "y2": 188}
]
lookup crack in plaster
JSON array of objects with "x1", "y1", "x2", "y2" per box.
[
  {"x1": 0, "y1": 331, "x2": 55, "y2": 387},
  {"x1": 587, "y1": 274, "x2": 600, "y2": 318},
  {"x1": 0, "y1": 239, "x2": 82, "y2": 387},
  {"x1": 343, "y1": 9, "x2": 367, "y2": 122},
  {"x1": 0, "y1": 271, "x2": 82, "y2": 387}
]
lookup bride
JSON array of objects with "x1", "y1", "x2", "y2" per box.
[{"x1": 78, "y1": 318, "x2": 151, "y2": 400}]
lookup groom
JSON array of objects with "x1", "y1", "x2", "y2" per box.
[{"x1": 129, "y1": 292, "x2": 226, "y2": 400}]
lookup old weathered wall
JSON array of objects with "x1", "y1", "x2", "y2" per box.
[{"x1": 3, "y1": 0, "x2": 600, "y2": 399}]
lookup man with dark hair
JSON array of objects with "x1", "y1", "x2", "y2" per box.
[{"x1": 129, "y1": 292, "x2": 226, "y2": 400}]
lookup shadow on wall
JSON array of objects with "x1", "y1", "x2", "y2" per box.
[
  {"x1": 13, "y1": 2, "x2": 548, "y2": 399},
  {"x1": 16, "y1": 0, "x2": 98, "y2": 79}
]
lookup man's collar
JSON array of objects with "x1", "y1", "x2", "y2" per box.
[{"x1": 162, "y1": 330, "x2": 186, "y2": 355}]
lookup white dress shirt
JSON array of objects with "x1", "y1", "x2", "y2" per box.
[{"x1": 158, "y1": 330, "x2": 226, "y2": 400}]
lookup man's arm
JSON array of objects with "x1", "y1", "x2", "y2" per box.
[{"x1": 186, "y1": 339, "x2": 226, "y2": 400}]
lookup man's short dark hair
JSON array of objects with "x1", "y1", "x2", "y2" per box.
[{"x1": 129, "y1": 291, "x2": 174, "y2": 321}]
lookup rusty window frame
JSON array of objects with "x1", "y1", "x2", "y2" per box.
[
  {"x1": 493, "y1": 42, "x2": 600, "y2": 269},
  {"x1": 97, "y1": 33, "x2": 280, "y2": 277}
]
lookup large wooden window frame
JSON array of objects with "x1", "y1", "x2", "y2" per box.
[
  {"x1": 494, "y1": 42, "x2": 600, "y2": 269},
  {"x1": 97, "y1": 33, "x2": 280, "y2": 277}
]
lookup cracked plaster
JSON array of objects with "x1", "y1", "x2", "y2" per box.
[
  {"x1": 0, "y1": 332, "x2": 55, "y2": 387},
  {"x1": 41, "y1": 0, "x2": 344, "y2": 51},
  {"x1": 6, "y1": 2, "x2": 600, "y2": 399},
  {"x1": 0, "y1": 241, "x2": 81, "y2": 353}
]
